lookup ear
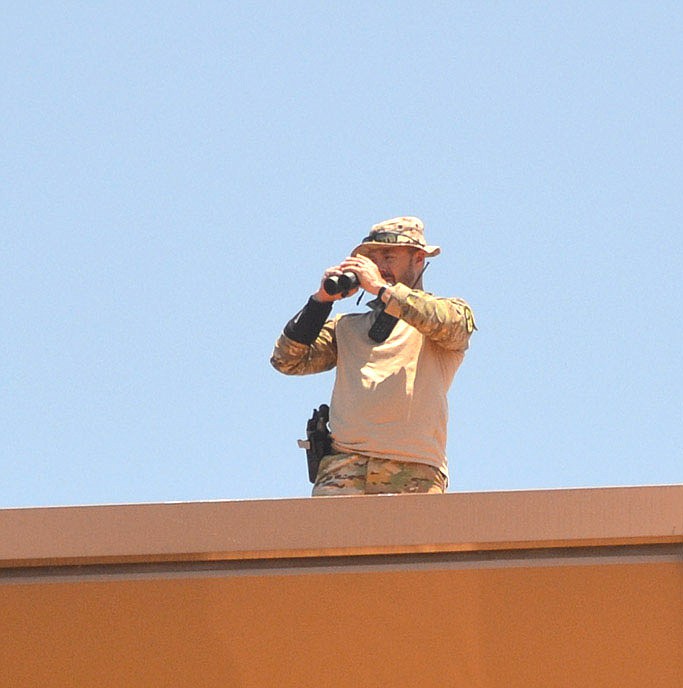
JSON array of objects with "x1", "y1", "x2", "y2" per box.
[{"x1": 412, "y1": 250, "x2": 426, "y2": 268}]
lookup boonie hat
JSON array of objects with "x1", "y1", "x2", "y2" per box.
[{"x1": 351, "y1": 216, "x2": 441, "y2": 258}]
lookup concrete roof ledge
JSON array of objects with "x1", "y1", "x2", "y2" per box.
[{"x1": 1, "y1": 484, "x2": 682, "y2": 568}]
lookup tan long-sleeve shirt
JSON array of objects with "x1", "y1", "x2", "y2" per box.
[{"x1": 271, "y1": 283, "x2": 475, "y2": 478}]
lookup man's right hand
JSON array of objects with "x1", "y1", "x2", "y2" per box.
[{"x1": 312, "y1": 264, "x2": 360, "y2": 303}]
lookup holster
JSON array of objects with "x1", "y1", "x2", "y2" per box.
[{"x1": 297, "y1": 404, "x2": 332, "y2": 483}]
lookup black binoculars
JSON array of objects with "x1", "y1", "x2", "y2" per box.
[{"x1": 323, "y1": 271, "x2": 360, "y2": 296}]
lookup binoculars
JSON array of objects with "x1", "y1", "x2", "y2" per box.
[{"x1": 323, "y1": 271, "x2": 359, "y2": 296}]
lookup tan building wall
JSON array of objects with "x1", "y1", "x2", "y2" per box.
[{"x1": 2, "y1": 485, "x2": 682, "y2": 687}]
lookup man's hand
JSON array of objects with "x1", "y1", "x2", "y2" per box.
[
  {"x1": 312, "y1": 255, "x2": 388, "y2": 302},
  {"x1": 337, "y1": 255, "x2": 385, "y2": 295},
  {"x1": 312, "y1": 263, "x2": 361, "y2": 303}
]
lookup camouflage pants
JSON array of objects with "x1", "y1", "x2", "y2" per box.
[{"x1": 312, "y1": 453, "x2": 446, "y2": 496}]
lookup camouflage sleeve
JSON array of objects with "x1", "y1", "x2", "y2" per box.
[
  {"x1": 270, "y1": 317, "x2": 338, "y2": 375},
  {"x1": 389, "y1": 283, "x2": 476, "y2": 352}
]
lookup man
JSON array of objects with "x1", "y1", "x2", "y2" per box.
[{"x1": 271, "y1": 216, "x2": 475, "y2": 496}]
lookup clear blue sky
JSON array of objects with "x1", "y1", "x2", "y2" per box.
[{"x1": 3, "y1": 2, "x2": 682, "y2": 507}]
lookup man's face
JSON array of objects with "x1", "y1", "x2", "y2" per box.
[{"x1": 360, "y1": 245, "x2": 425, "y2": 287}]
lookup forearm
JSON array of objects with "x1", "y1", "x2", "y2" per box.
[
  {"x1": 283, "y1": 296, "x2": 332, "y2": 344},
  {"x1": 270, "y1": 300, "x2": 338, "y2": 375},
  {"x1": 383, "y1": 283, "x2": 476, "y2": 351}
]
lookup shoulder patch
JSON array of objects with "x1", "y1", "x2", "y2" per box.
[
  {"x1": 458, "y1": 299, "x2": 477, "y2": 334},
  {"x1": 464, "y1": 305, "x2": 476, "y2": 334}
]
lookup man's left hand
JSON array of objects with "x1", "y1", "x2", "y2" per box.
[{"x1": 338, "y1": 255, "x2": 385, "y2": 295}]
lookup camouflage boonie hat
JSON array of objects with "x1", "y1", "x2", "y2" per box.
[{"x1": 351, "y1": 216, "x2": 441, "y2": 258}]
